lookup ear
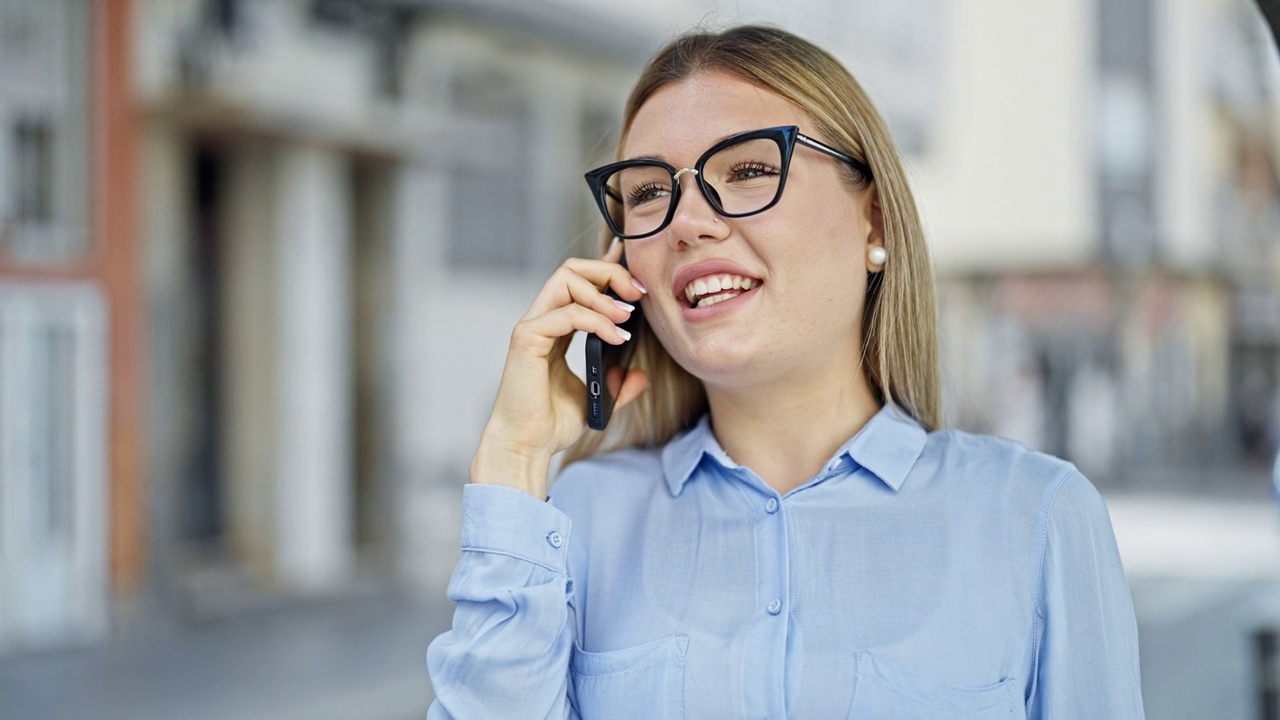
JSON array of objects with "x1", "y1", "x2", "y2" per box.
[{"x1": 862, "y1": 184, "x2": 885, "y2": 272}]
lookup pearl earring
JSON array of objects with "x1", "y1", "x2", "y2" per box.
[{"x1": 868, "y1": 246, "x2": 887, "y2": 268}]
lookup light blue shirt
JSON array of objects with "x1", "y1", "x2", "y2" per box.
[{"x1": 427, "y1": 403, "x2": 1145, "y2": 718}]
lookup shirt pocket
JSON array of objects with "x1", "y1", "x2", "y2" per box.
[
  {"x1": 570, "y1": 634, "x2": 688, "y2": 720},
  {"x1": 847, "y1": 651, "x2": 1026, "y2": 720}
]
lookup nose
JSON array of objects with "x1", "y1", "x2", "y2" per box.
[{"x1": 666, "y1": 168, "x2": 729, "y2": 249}]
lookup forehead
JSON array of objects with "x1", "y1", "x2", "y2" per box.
[{"x1": 622, "y1": 71, "x2": 810, "y2": 162}]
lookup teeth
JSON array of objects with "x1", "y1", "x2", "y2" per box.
[
  {"x1": 682, "y1": 273, "x2": 759, "y2": 306},
  {"x1": 695, "y1": 291, "x2": 742, "y2": 308}
]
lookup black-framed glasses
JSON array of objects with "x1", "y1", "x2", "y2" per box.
[{"x1": 584, "y1": 125, "x2": 872, "y2": 240}]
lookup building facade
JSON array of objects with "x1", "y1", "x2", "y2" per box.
[{"x1": 0, "y1": 0, "x2": 137, "y2": 655}]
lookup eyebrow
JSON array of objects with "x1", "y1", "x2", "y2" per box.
[
  {"x1": 622, "y1": 154, "x2": 665, "y2": 163},
  {"x1": 619, "y1": 129, "x2": 755, "y2": 164}
]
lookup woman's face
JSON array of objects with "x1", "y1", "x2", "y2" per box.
[{"x1": 621, "y1": 71, "x2": 883, "y2": 390}]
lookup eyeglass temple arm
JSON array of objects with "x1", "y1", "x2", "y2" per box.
[{"x1": 796, "y1": 133, "x2": 873, "y2": 180}]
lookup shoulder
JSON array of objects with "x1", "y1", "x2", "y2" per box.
[
  {"x1": 912, "y1": 428, "x2": 1109, "y2": 539},
  {"x1": 919, "y1": 427, "x2": 1078, "y2": 498}
]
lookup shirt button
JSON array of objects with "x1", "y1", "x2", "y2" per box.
[
  {"x1": 767, "y1": 599, "x2": 782, "y2": 615},
  {"x1": 765, "y1": 498, "x2": 779, "y2": 514},
  {"x1": 546, "y1": 531, "x2": 563, "y2": 548}
]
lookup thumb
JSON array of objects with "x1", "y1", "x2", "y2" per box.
[{"x1": 609, "y1": 367, "x2": 650, "y2": 411}]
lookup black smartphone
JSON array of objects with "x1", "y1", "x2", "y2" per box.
[{"x1": 585, "y1": 252, "x2": 643, "y2": 431}]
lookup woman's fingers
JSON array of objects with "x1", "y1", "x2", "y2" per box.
[
  {"x1": 566, "y1": 255, "x2": 648, "y2": 300},
  {"x1": 602, "y1": 236, "x2": 624, "y2": 262},
  {"x1": 554, "y1": 271, "x2": 635, "y2": 325},
  {"x1": 513, "y1": 303, "x2": 632, "y2": 357},
  {"x1": 525, "y1": 257, "x2": 647, "y2": 319}
]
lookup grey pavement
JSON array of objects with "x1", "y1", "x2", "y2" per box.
[
  {"x1": 0, "y1": 592, "x2": 452, "y2": 720},
  {"x1": 1134, "y1": 576, "x2": 1280, "y2": 720},
  {"x1": 1112, "y1": 490, "x2": 1280, "y2": 720}
]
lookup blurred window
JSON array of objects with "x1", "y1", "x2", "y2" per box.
[
  {"x1": 575, "y1": 105, "x2": 619, "y2": 256},
  {"x1": 445, "y1": 65, "x2": 531, "y2": 271},
  {"x1": 206, "y1": 0, "x2": 241, "y2": 37},
  {"x1": 12, "y1": 117, "x2": 52, "y2": 224},
  {"x1": 1096, "y1": 0, "x2": 1155, "y2": 267},
  {"x1": 0, "y1": 0, "x2": 91, "y2": 265}
]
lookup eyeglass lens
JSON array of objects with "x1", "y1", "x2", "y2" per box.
[{"x1": 604, "y1": 136, "x2": 783, "y2": 237}]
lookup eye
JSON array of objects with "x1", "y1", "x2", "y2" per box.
[
  {"x1": 728, "y1": 162, "x2": 779, "y2": 183},
  {"x1": 626, "y1": 182, "x2": 671, "y2": 207}
]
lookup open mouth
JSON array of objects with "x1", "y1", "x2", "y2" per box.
[{"x1": 682, "y1": 273, "x2": 761, "y2": 309}]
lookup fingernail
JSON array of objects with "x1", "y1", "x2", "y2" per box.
[
  {"x1": 616, "y1": 327, "x2": 632, "y2": 341},
  {"x1": 608, "y1": 236, "x2": 620, "y2": 252},
  {"x1": 613, "y1": 299, "x2": 635, "y2": 312},
  {"x1": 631, "y1": 278, "x2": 648, "y2": 294}
]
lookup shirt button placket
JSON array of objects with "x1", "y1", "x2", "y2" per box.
[{"x1": 765, "y1": 497, "x2": 782, "y2": 618}]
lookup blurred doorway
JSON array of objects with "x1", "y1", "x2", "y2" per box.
[{"x1": 175, "y1": 137, "x2": 393, "y2": 608}]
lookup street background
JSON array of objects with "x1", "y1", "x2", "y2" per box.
[{"x1": 0, "y1": 0, "x2": 1279, "y2": 718}]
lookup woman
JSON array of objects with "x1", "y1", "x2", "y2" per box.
[{"x1": 428, "y1": 25, "x2": 1144, "y2": 719}]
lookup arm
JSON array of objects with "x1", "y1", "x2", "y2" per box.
[
  {"x1": 427, "y1": 484, "x2": 579, "y2": 720},
  {"x1": 1027, "y1": 470, "x2": 1146, "y2": 719},
  {"x1": 426, "y1": 239, "x2": 647, "y2": 717}
]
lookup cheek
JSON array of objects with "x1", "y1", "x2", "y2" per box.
[
  {"x1": 774, "y1": 215, "x2": 868, "y2": 324},
  {"x1": 624, "y1": 244, "x2": 678, "y2": 335},
  {"x1": 622, "y1": 242, "x2": 663, "y2": 290}
]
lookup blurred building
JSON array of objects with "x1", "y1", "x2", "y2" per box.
[
  {"x1": 913, "y1": 0, "x2": 1280, "y2": 491},
  {"x1": 0, "y1": 0, "x2": 655, "y2": 656},
  {"x1": 0, "y1": 0, "x2": 1277, "y2": 658},
  {"x1": 0, "y1": 0, "x2": 127, "y2": 655},
  {"x1": 134, "y1": 0, "x2": 653, "y2": 624}
]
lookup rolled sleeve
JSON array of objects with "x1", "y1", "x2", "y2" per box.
[
  {"x1": 460, "y1": 484, "x2": 573, "y2": 573},
  {"x1": 427, "y1": 483, "x2": 578, "y2": 720}
]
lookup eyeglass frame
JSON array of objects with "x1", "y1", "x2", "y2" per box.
[{"x1": 583, "y1": 125, "x2": 874, "y2": 241}]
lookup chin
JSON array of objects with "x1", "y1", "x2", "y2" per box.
[{"x1": 672, "y1": 344, "x2": 774, "y2": 388}]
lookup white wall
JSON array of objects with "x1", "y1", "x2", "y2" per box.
[
  {"x1": 1154, "y1": 0, "x2": 1214, "y2": 270},
  {"x1": 912, "y1": 0, "x2": 1098, "y2": 273}
]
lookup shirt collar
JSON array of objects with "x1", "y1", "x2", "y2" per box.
[{"x1": 659, "y1": 401, "x2": 929, "y2": 496}]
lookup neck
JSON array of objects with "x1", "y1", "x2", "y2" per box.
[{"x1": 704, "y1": 351, "x2": 881, "y2": 495}]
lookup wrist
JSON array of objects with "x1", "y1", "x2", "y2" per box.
[{"x1": 471, "y1": 434, "x2": 552, "y2": 500}]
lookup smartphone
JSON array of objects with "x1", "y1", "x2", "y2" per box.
[{"x1": 585, "y1": 252, "x2": 644, "y2": 431}]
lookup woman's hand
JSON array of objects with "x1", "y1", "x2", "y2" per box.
[{"x1": 471, "y1": 239, "x2": 651, "y2": 499}]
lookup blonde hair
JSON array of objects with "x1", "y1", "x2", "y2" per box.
[{"x1": 562, "y1": 24, "x2": 940, "y2": 466}]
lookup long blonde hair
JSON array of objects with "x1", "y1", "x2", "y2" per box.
[{"x1": 562, "y1": 25, "x2": 940, "y2": 467}]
